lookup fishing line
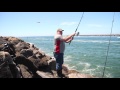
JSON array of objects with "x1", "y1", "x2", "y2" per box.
[
  {"x1": 102, "y1": 12, "x2": 115, "y2": 78},
  {"x1": 69, "y1": 12, "x2": 84, "y2": 45}
]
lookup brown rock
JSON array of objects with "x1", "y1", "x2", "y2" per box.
[
  {"x1": 18, "y1": 64, "x2": 33, "y2": 78},
  {"x1": 20, "y1": 49, "x2": 33, "y2": 58},
  {"x1": 48, "y1": 59, "x2": 56, "y2": 71},
  {"x1": 15, "y1": 42, "x2": 30, "y2": 52},
  {"x1": 8, "y1": 37, "x2": 24, "y2": 45}
]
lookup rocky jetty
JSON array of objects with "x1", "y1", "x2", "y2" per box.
[
  {"x1": 0, "y1": 36, "x2": 95, "y2": 78},
  {"x1": 79, "y1": 34, "x2": 120, "y2": 36}
]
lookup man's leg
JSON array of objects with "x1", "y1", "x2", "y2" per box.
[{"x1": 54, "y1": 53, "x2": 65, "y2": 78}]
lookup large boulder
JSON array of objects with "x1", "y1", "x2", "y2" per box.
[
  {"x1": 15, "y1": 55, "x2": 37, "y2": 74},
  {"x1": 15, "y1": 42, "x2": 30, "y2": 52},
  {"x1": 8, "y1": 37, "x2": 24, "y2": 45},
  {"x1": 0, "y1": 51, "x2": 16, "y2": 78},
  {"x1": 20, "y1": 49, "x2": 33, "y2": 58},
  {"x1": 18, "y1": 64, "x2": 33, "y2": 78}
]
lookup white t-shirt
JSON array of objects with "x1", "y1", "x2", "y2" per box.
[{"x1": 54, "y1": 34, "x2": 65, "y2": 53}]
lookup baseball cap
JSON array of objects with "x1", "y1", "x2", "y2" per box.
[{"x1": 57, "y1": 28, "x2": 64, "y2": 32}]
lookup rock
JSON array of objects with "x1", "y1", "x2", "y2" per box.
[
  {"x1": 15, "y1": 55, "x2": 37, "y2": 74},
  {"x1": 29, "y1": 43, "x2": 35, "y2": 50},
  {"x1": 33, "y1": 49, "x2": 39, "y2": 54},
  {"x1": 36, "y1": 70, "x2": 54, "y2": 78},
  {"x1": 15, "y1": 42, "x2": 30, "y2": 52},
  {"x1": 20, "y1": 49, "x2": 33, "y2": 58},
  {"x1": 0, "y1": 51, "x2": 14, "y2": 65},
  {"x1": 8, "y1": 37, "x2": 24, "y2": 45},
  {"x1": 0, "y1": 36, "x2": 96, "y2": 78},
  {"x1": 0, "y1": 65, "x2": 13, "y2": 78},
  {"x1": 62, "y1": 65, "x2": 69, "y2": 76},
  {"x1": 0, "y1": 51, "x2": 17, "y2": 78},
  {"x1": 48, "y1": 59, "x2": 56, "y2": 71},
  {"x1": 0, "y1": 37, "x2": 8, "y2": 44},
  {"x1": 18, "y1": 64, "x2": 33, "y2": 78},
  {"x1": 28, "y1": 55, "x2": 49, "y2": 70},
  {"x1": 28, "y1": 55, "x2": 41, "y2": 69}
]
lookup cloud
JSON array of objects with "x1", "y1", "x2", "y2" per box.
[
  {"x1": 60, "y1": 22, "x2": 77, "y2": 26},
  {"x1": 87, "y1": 24, "x2": 103, "y2": 27}
]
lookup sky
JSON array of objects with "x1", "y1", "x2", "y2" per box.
[{"x1": 0, "y1": 12, "x2": 120, "y2": 37}]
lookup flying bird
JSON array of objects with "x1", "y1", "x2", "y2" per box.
[{"x1": 37, "y1": 22, "x2": 40, "y2": 23}]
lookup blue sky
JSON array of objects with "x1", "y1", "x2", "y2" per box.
[{"x1": 0, "y1": 12, "x2": 120, "y2": 37}]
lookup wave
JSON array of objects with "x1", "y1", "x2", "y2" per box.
[
  {"x1": 77, "y1": 62, "x2": 91, "y2": 68},
  {"x1": 64, "y1": 55, "x2": 73, "y2": 62},
  {"x1": 64, "y1": 64, "x2": 77, "y2": 70}
]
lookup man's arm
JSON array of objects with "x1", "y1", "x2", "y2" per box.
[
  {"x1": 61, "y1": 33, "x2": 75, "y2": 42},
  {"x1": 65, "y1": 37, "x2": 73, "y2": 43}
]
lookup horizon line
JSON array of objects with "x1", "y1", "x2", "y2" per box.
[{"x1": 1, "y1": 34, "x2": 120, "y2": 37}]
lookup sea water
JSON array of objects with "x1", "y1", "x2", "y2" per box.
[{"x1": 19, "y1": 36, "x2": 120, "y2": 78}]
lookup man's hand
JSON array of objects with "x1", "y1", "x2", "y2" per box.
[
  {"x1": 62, "y1": 32, "x2": 76, "y2": 42},
  {"x1": 72, "y1": 32, "x2": 76, "y2": 36},
  {"x1": 71, "y1": 36, "x2": 74, "y2": 41}
]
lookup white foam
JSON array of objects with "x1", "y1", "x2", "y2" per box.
[
  {"x1": 96, "y1": 65, "x2": 103, "y2": 69},
  {"x1": 64, "y1": 64, "x2": 77, "y2": 70},
  {"x1": 64, "y1": 55, "x2": 73, "y2": 62},
  {"x1": 70, "y1": 66, "x2": 77, "y2": 69},
  {"x1": 104, "y1": 73, "x2": 112, "y2": 78},
  {"x1": 82, "y1": 68, "x2": 96, "y2": 75},
  {"x1": 78, "y1": 62, "x2": 91, "y2": 68}
]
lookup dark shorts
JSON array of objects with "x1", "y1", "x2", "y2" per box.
[{"x1": 53, "y1": 52, "x2": 64, "y2": 70}]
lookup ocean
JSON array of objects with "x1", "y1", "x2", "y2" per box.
[{"x1": 19, "y1": 36, "x2": 120, "y2": 78}]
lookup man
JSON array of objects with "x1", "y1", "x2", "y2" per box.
[{"x1": 53, "y1": 28, "x2": 76, "y2": 78}]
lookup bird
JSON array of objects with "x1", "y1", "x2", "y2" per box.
[{"x1": 37, "y1": 22, "x2": 40, "y2": 23}]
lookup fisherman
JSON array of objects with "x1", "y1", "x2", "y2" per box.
[{"x1": 53, "y1": 28, "x2": 76, "y2": 78}]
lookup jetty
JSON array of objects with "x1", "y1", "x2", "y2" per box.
[{"x1": 79, "y1": 34, "x2": 120, "y2": 36}]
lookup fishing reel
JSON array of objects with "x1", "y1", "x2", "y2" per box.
[{"x1": 75, "y1": 32, "x2": 79, "y2": 36}]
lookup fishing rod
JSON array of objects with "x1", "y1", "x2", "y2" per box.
[
  {"x1": 69, "y1": 12, "x2": 84, "y2": 45},
  {"x1": 102, "y1": 12, "x2": 115, "y2": 78}
]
